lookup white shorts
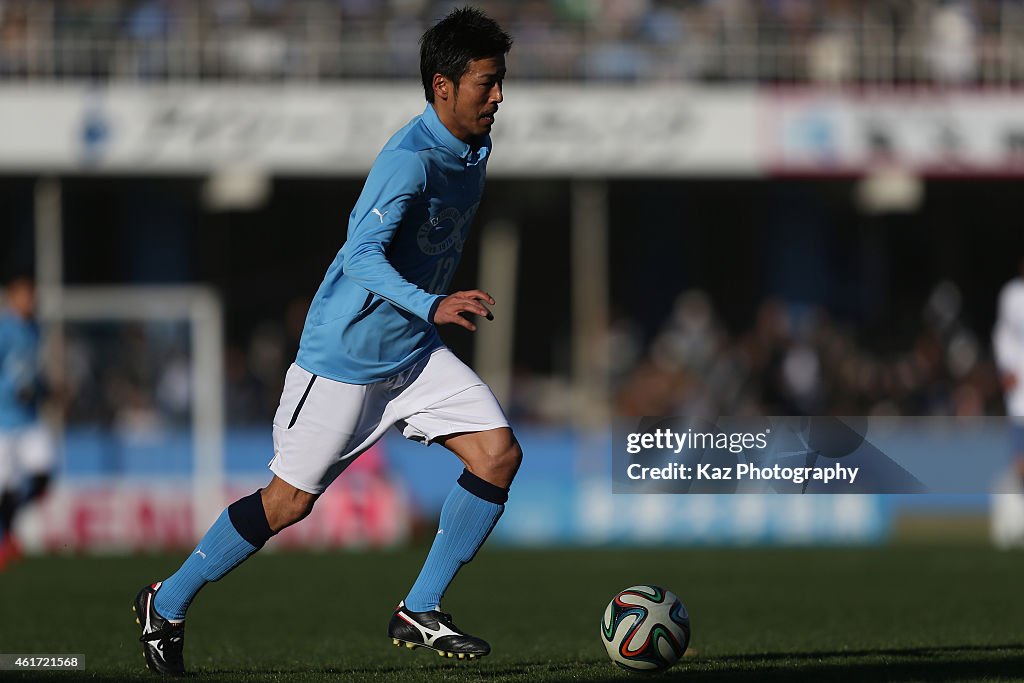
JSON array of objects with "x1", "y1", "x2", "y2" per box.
[
  {"x1": 269, "y1": 347, "x2": 509, "y2": 495},
  {"x1": 0, "y1": 423, "x2": 55, "y2": 490},
  {"x1": 1006, "y1": 387, "x2": 1024, "y2": 420}
]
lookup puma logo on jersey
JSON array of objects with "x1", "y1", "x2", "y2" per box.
[
  {"x1": 194, "y1": 549, "x2": 206, "y2": 559},
  {"x1": 371, "y1": 208, "x2": 388, "y2": 222}
]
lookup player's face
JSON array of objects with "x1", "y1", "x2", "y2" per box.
[
  {"x1": 448, "y1": 56, "x2": 505, "y2": 142},
  {"x1": 5, "y1": 279, "x2": 35, "y2": 319}
]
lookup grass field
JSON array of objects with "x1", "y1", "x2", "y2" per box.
[{"x1": 2, "y1": 544, "x2": 1024, "y2": 682}]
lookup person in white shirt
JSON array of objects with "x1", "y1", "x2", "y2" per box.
[{"x1": 992, "y1": 258, "x2": 1024, "y2": 547}]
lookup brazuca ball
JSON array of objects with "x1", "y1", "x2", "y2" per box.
[{"x1": 601, "y1": 584, "x2": 690, "y2": 673}]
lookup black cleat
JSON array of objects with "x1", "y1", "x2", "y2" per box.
[
  {"x1": 388, "y1": 601, "x2": 490, "y2": 659},
  {"x1": 133, "y1": 582, "x2": 186, "y2": 676}
]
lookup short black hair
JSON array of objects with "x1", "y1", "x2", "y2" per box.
[
  {"x1": 419, "y1": 6, "x2": 512, "y2": 103},
  {"x1": 2, "y1": 268, "x2": 33, "y2": 289}
]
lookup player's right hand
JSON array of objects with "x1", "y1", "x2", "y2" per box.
[{"x1": 432, "y1": 290, "x2": 495, "y2": 332}]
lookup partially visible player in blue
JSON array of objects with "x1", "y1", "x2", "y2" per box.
[
  {"x1": 0, "y1": 275, "x2": 54, "y2": 570},
  {"x1": 134, "y1": 7, "x2": 519, "y2": 676}
]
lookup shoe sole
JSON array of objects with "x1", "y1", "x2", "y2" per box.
[{"x1": 390, "y1": 637, "x2": 484, "y2": 660}]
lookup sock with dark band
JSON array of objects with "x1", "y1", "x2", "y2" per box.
[
  {"x1": 403, "y1": 470, "x2": 507, "y2": 612},
  {"x1": 154, "y1": 489, "x2": 275, "y2": 621}
]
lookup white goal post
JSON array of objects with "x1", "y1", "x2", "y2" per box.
[
  {"x1": 38, "y1": 285, "x2": 226, "y2": 538},
  {"x1": 32, "y1": 177, "x2": 226, "y2": 539}
]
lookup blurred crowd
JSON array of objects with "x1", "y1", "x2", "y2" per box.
[
  {"x1": 0, "y1": 0, "x2": 1022, "y2": 83},
  {"x1": 611, "y1": 283, "x2": 1003, "y2": 421},
  {"x1": 59, "y1": 300, "x2": 306, "y2": 436},
  {"x1": 54, "y1": 282, "x2": 1007, "y2": 436}
]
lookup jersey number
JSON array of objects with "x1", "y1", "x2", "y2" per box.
[{"x1": 428, "y1": 256, "x2": 456, "y2": 293}]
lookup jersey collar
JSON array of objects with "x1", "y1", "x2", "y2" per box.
[{"x1": 423, "y1": 104, "x2": 490, "y2": 165}]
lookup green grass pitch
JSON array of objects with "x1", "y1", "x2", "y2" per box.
[{"x1": 1, "y1": 544, "x2": 1023, "y2": 682}]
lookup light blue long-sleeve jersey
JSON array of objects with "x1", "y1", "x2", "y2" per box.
[
  {"x1": 0, "y1": 309, "x2": 41, "y2": 429},
  {"x1": 296, "y1": 104, "x2": 490, "y2": 383}
]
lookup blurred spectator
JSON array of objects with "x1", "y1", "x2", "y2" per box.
[
  {"x1": 125, "y1": 1, "x2": 171, "y2": 72},
  {"x1": 927, "y1": 0, "x2": 978, "y2": 83},
  {"x1": 0, "y1": 1, "x2": 31, "y2": 76},
  {"x1": 807, "y1": 0, "x2": 855, "y2": 83}
]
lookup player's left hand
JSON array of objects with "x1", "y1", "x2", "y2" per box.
[{"x1": 433, "y1": 290, "x2": 495, "y2": 332}]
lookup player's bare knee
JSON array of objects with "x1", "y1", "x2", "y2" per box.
[
  {"x1": 478, "y1": 437, "x2": 522, "y2": 488},
  {"x1": 264, "y1": 497, "x2": 314, "y2": 532},
  {"x1": 261, "y1": 480, "x2": 316, "y2": 532},
  {"x1": 501, "y1": 439, "x2": 523, "y2": 478},
  {"x1": 284, "y1": 497, "x2": 315, "y2": 527}
]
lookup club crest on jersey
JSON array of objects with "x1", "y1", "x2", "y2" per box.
[{"x1": 417, "y1": 204, "x2": 477, "y2": 256}]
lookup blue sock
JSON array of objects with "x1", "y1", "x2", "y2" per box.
[
  {"x1": 154, "y1": 490, "x2": 275, "y2": 621},
  {"x1": 404, "y1": 470, "x2": 507, "y2": 612}
]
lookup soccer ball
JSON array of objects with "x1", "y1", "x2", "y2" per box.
[{"x1": 600, "y1": 584, "x2": 690, "y2": 673}]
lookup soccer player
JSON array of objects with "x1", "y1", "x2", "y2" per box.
[
  {"x1": 133, "y1": 7, "x2": 519, "y2": 676},
  {"x1": 0, "y1": 275, "x2": 54, "y2": 569},
  {"x1": 993, "y1": 258, "x2": 1024, "y2": 546}
]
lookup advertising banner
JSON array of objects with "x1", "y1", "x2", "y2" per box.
[
  {"x1": 0, "y1": 84, "x2": 758, "y2": 176},
  {"x1": 762, "y1": 88, "x2": 1024, "y2": 176},
  {"x1": 4, "y1": 84, "x2": 1021, "y2": 176}
]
